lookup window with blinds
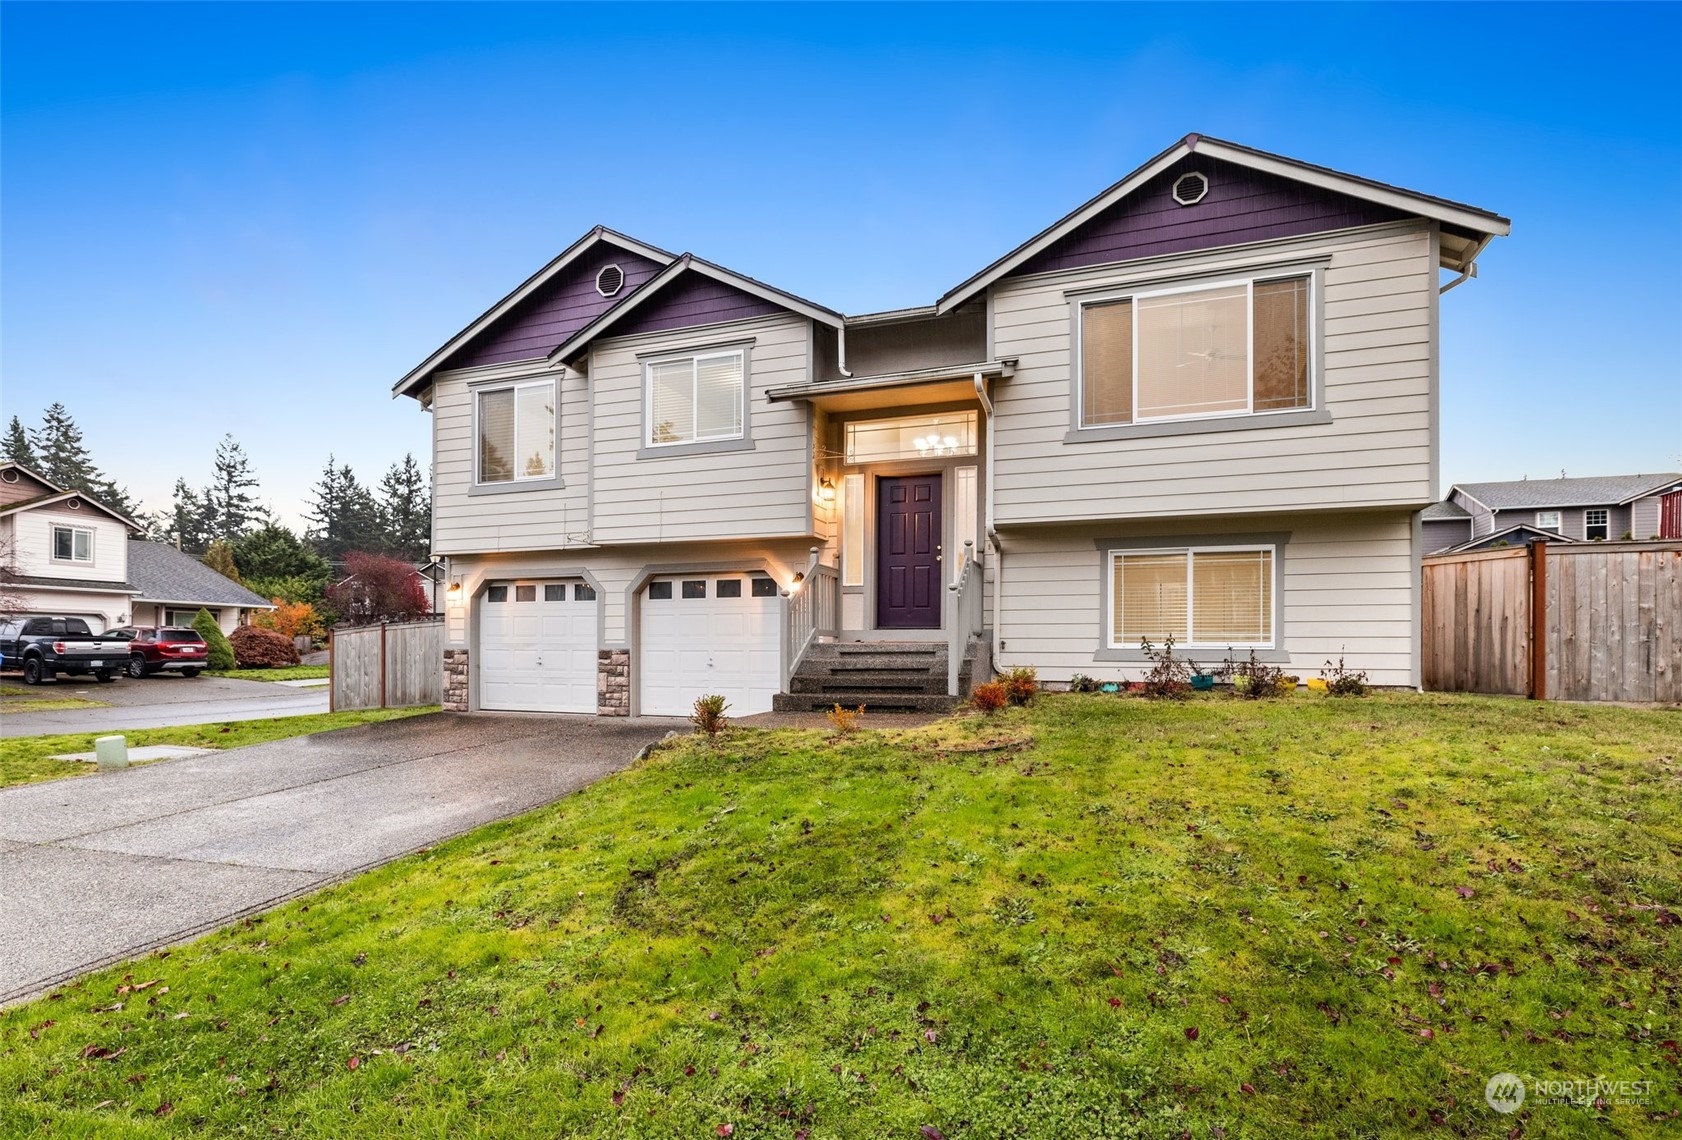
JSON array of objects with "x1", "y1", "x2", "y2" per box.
[
  {"x1": 1078, "y1": 274, "x2": 1311, "y2": 428},
  {"x1": 646, "y1": 350, "x2": 745, "y2": 446},
  {"x1": 1111, "y1": 547, "x2": 1274, "y2": 648},
  {"x1": 477, "y1": 379, "x2": 555, "y2": 484}
]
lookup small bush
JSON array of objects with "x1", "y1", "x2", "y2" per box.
[
  {"x1": 691, "y1": 694, "x2": 730, "y2": 738},
  {"x1": 1003, "y1": 666, "x2": 1039, "y2": 706},
  {"x1": 1139, "y1": 636, "x2": 1191, "y2": 700},
  {"x1": 191, "y1": 608, "x2": 236, "y2": 671},
  {"x1": 971, "y1": 681, "x2": 1009, "y2": 714},
  {"x1": 229, "y1": 625, "x2": 301, "y2": 668},
  {"x1": 1321, "y1": 653, "x2": 1371, "y2": 697},
  {"x1": 1222, "y1": 648, "x2": 1291, "y2": 699},
  {"x1": 826, "y1": 703, "x2": 865, "y2": 737},
  {"x1": 1068, "y1": 673, "x2": 1102, "y2": 693}
]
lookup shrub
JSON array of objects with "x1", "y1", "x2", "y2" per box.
[
  {"x1": 1222, "y1": 648, "x2": 1292, "y2": 699},
  {"x1": 1068, "y1": 673, "x2": 1102, "y2": 693},
  {"x1": 253, "y1": 598, "x2": 323, "y2": 642},
  {"x1": 1003, "y1": 666, "x2": 1039, "y2": 706},
  {"x1": 191, "y1": 608, "x2": 236, "y2": 671},
  {"x1": 229, "y1": 625, "x2": 301, "y2": 668},
  {"x1": 826, "y1": 703, "x2": 865, "y2": 737},
  {"x1": 691, "y1": 694, "x2": 730, "y2": 738},
  {"x1": 327, "y1": 551, "x2": 431, "y2": 626},
  {"x1": 1139, "y1": 636, "x2": 1191, "y2": 700},
  {"x1": 1320, "y1": 653, "x2": 1371, "y2": 697},
  {"x1": 971, "y1": 680, "x2": 1009, "y2": 714}
]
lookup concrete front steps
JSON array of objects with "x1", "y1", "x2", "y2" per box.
[{"x1": 772, "y1": 640, "x2": 979, "y2": 713}]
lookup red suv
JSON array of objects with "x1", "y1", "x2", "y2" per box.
[{"x1": 108, "y1": 626, "x2": 210, "y2": 678}]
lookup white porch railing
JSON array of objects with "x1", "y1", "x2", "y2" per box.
[
  {"x1": 946, "y1": 540, "x2": 984, "y2": 696},
  {"x1": 780, "y1": 547, "x2": 840, "y2": 690}
]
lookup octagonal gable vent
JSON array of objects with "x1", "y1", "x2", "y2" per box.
[
  {"x1": 595, "y1": 263, "x2": 625, "y2": 298},
  {"x1": 1171, "y1": 171, "x2": 1209, "y2": 206}
]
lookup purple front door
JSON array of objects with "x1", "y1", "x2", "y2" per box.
[{"x1": 877, "y1": 474, "x2": 942, "y2": 629}]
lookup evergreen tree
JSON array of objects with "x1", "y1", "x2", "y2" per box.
[
  {"x1": 205, "y1": 435, "x2": 261, "y2": 543},
  {"x1": 377, "y1": 453, "x2": 431, "y2": 562},
  {"x1": 304, "y1": 455, "x2": 379, "y2": 560},
  {"x1": 234, "y1": 520, "x2": 332, "y2": 585},
  {"x1": 23, "y1": 403, "x2": 144, "y2": 517},
  {"x1": 202, "y1": 539, "x2": 243, "y2": 583},
  {"x1": 166, "y1": 478, "x2": 214, "y2": 555},
  {"x1": 2, "y1": 417, "x2": 39, "y2": 470}
]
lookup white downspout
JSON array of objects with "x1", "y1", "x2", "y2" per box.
[
  {"x1": 974, "y1": 372, "x2": 1001, "y2": 669},
  {"x1": 836, "y1": 325, "x2": 853, "y2": 378}
]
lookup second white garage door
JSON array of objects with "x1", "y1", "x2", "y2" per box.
[
  {"x1": 640, "y1": 574, "x2": 781, "y2": 717},
  {"x1": 479, "y1": 580, "x2": 598, "y2": 713}
]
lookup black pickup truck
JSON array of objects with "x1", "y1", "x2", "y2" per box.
[{"x1": 0, "y1": 616, "x2": 130, "y2": 684}]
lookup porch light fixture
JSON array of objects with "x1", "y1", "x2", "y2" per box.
[{"x1": 818, "y1": 478, "x2": 836, "y2": 503}]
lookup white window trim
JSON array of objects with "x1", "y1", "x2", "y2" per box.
[
  {"x1": 1076, "y1": 271, "x2": 1317, "y2": 430},
  {"x1": 643, "y1": 348, "x2": 747, "y2": 449},
  {"x1": 1584, "y1": 508, "x2": 1609, "y2": 540},
  {"x1": 475, "y1": 378, "x2": 557, "y2": 486},
  {"x1": 51, "y1": 524, "x2": 95, "y2": 564},
  {"x1": 1535, "y1": 510, "x2": 1563, "y2": 530},
  {"x1": 1107, "y1": 544, "x2": 1277, "y2": 650}
]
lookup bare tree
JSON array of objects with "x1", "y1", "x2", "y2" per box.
[{"x1": 0, "y1": 534, "x2": 28, "y2": 620}]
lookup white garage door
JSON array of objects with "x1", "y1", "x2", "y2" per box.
[
  {"x1": 479, "y1": 580, "x2": 598, "y2": 713},
  {"x1": 641, "y1": 574, "x2": 781, "y2": 717}
]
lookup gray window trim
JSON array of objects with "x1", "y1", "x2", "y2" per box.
[
  {"x1": 638, "y1": 341, "x2": 754, "y2": 459},
  {"x1": 1092, "y1": 532, "x2": 1290, "y2": 663},
  {"x1": 1067, "y1": 265, "x2": 1326, "y2": 442},
  {"x1": 471, "y1": 377, "x2": 563, "y2": 494}
]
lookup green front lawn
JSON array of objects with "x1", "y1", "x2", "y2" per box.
[
  {"x1": 206, "y1": 664, "x2": 330, "y2": 682},
  {"x1": 0, "y1": 707, "x2": 439, "y2": 789},
  {"x1": 2, "y1": 694, "x2": 1677, "y2": 1137},
  {"x1": 0, "y1": 682, "x2": 110, "y2": 714}
]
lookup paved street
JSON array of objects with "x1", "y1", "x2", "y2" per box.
[
  {"x1": 0, "y1": 712, "x2": 673, "y2": 1003},
  {"x1": 1, "y1": 673, "x2": 330, "y2": 737}
]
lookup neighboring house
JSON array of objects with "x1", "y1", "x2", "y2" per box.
[
  {"x1": 0, "y1": 462, "x2": 143, "y2": 631},
  {"x1": 126, "y1": 539, "x2": 275, "y2": 634},
  {"x1": 394, "y1": 133, "x2": 1510, "y2": 715},
  {"x1": 1419, "y1": 500, "x2": 1473, "y2": 554},
  {"x1": 1438, "y1": 473, "x2": 1682, "y2": 549},
  {"x1": 1442, "y1": 523, "x2": 1581, "y2": 554}
]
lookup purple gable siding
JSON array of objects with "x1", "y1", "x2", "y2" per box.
[
  {"x1": 611, "y1": 271, "x2": 786, "y2": 338},
  {"x1": 444, "y1": 246, "x2": 665, "y2": 370},
  {"x1": 1013, "y1": 155, "x2": 1411, "y2": 278}
]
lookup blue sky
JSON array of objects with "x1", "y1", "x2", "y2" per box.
[{"x1": 4, "y1": 2, "x2": 1679, "y2": 529}]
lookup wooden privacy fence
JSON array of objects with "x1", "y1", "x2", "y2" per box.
[
  {"x1": 1422, "y1": 541, "x2": 1682, "y2": 702},
  {"x1": 330, "y1": 619, "x2": 445, "y2": 711}
]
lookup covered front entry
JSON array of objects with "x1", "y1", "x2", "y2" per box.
[
  {"x1": 640, "y1": 573, "x2": 781, "y2": 716},
  {"x1": 877, "y1": 473, "x2": 943, "y2": 628},
  {"x1": 479, "y1": 580, "x2": 598, "y2": 713}
]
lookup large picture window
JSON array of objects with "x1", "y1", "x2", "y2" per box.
[
  {"x1": 1080, "y1": 274, "x2": 1311, "y2": 428},
  {"x1": 646, "y1": 350, "x2": 745, "y2": 447},
  {"x1": 1110, "y1": 546, "x2": 1274, "y2": 648},
  {"x1": 477, "y1": 379, "x2": 555, "y2": 484}
]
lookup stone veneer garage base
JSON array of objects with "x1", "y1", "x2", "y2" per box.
[
  {"x1": 597, "y1": 649, "x2": 630, "y2": 716},
  {"x1": 443, "y1": 649, "x2": 469, "y2": 712}
]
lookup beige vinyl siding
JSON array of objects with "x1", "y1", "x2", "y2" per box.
[
  {"x1": 589, "y1": 314, "x2": 814, "y2": 544},
  {"x1": 996, "y1": 511, "x2": 1417, "y2": 687},
  {"x1": 989, "y1": 221, "x2": 1438, "y2": 524},
  {"x1": 16, "y1": 509, "x2": 130, "y2": 583},
  {"x1": 10, "y1": 588, "x2": 130, "y2": 632},
  {"x1": 430, "y1": 362, "x2": 590, "y2": 555}
]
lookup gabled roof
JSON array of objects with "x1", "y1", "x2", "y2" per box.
[
  {"x1": 0, "y1": 464, "x2": 142, "y2": 531},
  {"x1": 548, "y1": 253, "x2": 845, "y2": 367},
  {"x1": 127, "y1": 540, "x2": 275, "y2": 609},
  {"x1": 0, "y1": 461, "x2": 58, "y2": 500},
  {"x1": 936, "y1": 133, "x2": 1512, "y2": 314},
  {"x1": 1421, "y1": 500, "x2": 1472, "y2": 521},
  {"x1": 1452, "y1": 473, "x2": 1682, "y2": 511},
  {"x1": 1444, "y1": 524, "x2": 1582, "y2": 554},
  {"x1": 393, "y1": 226, "x2": 677, "y2": 398}
]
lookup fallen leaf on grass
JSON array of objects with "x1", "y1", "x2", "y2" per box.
[
  {"x1": 153, "y1": 1103, "x2": 173, "y2": 1117},
  {"x1": 922, "y1": 1127, "x2": 947, "y2": 1140},
  {"x1": 715, "y1": 1125, "x2": 733, "y2": 1137},
  {"x1": 1240, "y1": 1083, "x2": 1257, "y2": 1095},
  {"x1": 331, "y1": 994, "x2": 350, "y2": 1006},
  {"x1": 1455, "y1": 886, "x2": 1476, "y2": 899},
  {"x1": 1184, "y1": 1026, "x2": 1200, "y2": 1041},
  {"x1": 347, "y1": 1056, "x2": 360, "y2": 1070}
]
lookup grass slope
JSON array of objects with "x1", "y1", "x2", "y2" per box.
[
  {"x1": 1, "y1": 682, "x2": 110, "y2": 714},
  {"x1": 1, "y1": 694, "x2": 1677, "y2": 1138},
  {"x1": 207, "y1": 666, "x2": 330, "y2": 683},
  {"x1": 0, "y1": 708, "x2": 438, "y2": 789}
]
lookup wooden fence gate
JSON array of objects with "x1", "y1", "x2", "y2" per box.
[
  {"x1": 330, "y1": 620, "x2": 445, "y2": 711},
  {"x1": 1422, "y1": 541, "x2": 1682, "y2": 702}
]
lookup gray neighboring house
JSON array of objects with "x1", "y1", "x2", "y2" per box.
[
  {"x1": 126, "y1": 540, "x2": 275, "y2": 633},
  {"x1": 1429, "y1": 473, "x2": 1682, "y2": 552}
]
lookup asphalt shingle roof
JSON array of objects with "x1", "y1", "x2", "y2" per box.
[
  {"x1": 1454, "y1": 473, "x2": 1682, "y2": 511},
  {"x1": 1421, "y1": 500, "x2": 1471, "y2": 521},
  {"x1": 126, "y1": 541, "x2": 274, "y2": 609}
]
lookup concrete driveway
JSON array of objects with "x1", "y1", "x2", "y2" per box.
[
  {"x1": 1, "y1": 672, "x2": 329, "y2": 737},
  {"x1": 0, "y1": 712, "x2": 672, "y2": 1003}
]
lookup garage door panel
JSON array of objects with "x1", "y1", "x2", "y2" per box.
[
  {"x1": 640, "y1": 575, "x2": 780, "y2": 717},
  {"x1": 480, "y1": 580, "x2": 597, "y2": 714}
]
